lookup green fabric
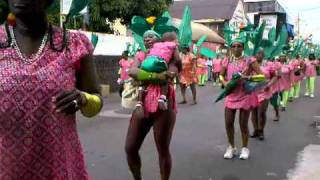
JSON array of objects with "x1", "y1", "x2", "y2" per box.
[
  {"x1": 294, "y1": 82, "x2": 301, "y2": 97},
  {"x1": 270, "y1": 25, "x2": 288, "y2": 58},
  {"x1": 281, "y1": 90, "x2": 289, "y2": 107},
  {"x1": 306, "y1": 77, "x2": 316, "y2": 95},
  {"x1": 200, "y1": 47, "x2": 216, "y2": 59},
  {"x1": 141, "y1": 56, "x2": 168, "y2": 73},
  {"x1": 133, "y1": 33, "x2": 146, "y2": 52},
  {"x1": 143, "y1": 30, "x2": 161, "y2": 39},
  {"x1": 68, "y1": 0, "x2": 88, "y2": 17},
  {"x1": 91, "y1": 34, "x2": 99, "y2": 49},
  {"x1": 214, "y1": 73, "x2": 242, "y2": 103},
  {"x1": 270, "y1": 93, "x2": 279, "y2": 108},
  {"x1": 193, "y1": 35, "x2": 207, "y2": 55},
  {"x1": 289, "y1": 87, "x2": 295, "y2": 98},
  {"x1": 198, "y1": 75, "x2": 206, "y2": 86},
  {"x1": 223, "y1": 23, "x2": 236, "y2": 48},
  {"x1": 178, "y1": 6, "x2": 192, "y2": 48}
]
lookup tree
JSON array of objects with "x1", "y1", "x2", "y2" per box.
[
  {"x1": 0, "y1": 1, "x2": 9, "y2": 24},
  {"x1": 79, "y1": 0, "x2": 173, "y2": 32}
]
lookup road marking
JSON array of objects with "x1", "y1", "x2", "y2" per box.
[
  {"x1": 99, "y1": 110, "x2": 131, "y2": 119},
  {"x1": 287, "y1": 144, "x2": 320, "y2": 180}
]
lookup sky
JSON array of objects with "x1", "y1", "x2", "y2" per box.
[{"x1": 277, "y1": 0, "x2": 320, "y2": 43}]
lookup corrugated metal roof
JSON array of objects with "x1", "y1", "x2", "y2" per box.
[{"x1": 170, "y1": 0, "x2": 240, "y2": 20}]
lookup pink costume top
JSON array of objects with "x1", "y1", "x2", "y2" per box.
[
  {"x1": 212, "y1": 59, "x2": 222, "y2": 73},
  {"x1": 148, "y1": 41, "x2": 177, "y2": 63},
  {"x1": 279, "y1": 63, "x2": 293, "y2": 91},
  {"x1": 196, "y1": 58, "x2": 208, "y2": 75},
  {"x1": 290, "y1": 59, "x2": 304, "y2": 83},
  {"x1": 256, "y1": 63, "x2": 276, "y2": 103},
  {"x1": 179, "y1": 53, "x2": 198, "y2": 85},
  {"x1": 0, "y1": 27, "x2": 92, "y2": 179},
  {"x1": 222, "y1": 57, "x2": 258, "y2": 110},
  {"x1": 270, "y1": 61, "x2": 282, "y2": 93},
  {"x1": 136, "y1": 51, "x2": 177, "y2": 115},
  {"x1": 119, "y1": 58, "x2": 134, "y2": 81},
  {"x1": 305, "y1": 60, "x2": 319, "y2": 77}
]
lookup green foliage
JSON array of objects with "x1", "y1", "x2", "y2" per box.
[
  {"x1": 0, "y1": 1, "x2": 9, "y2": 24},
  {"x1": 89, "y1": 0, "x2": 173, "y2": 33}
]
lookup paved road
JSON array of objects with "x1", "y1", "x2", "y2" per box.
[{"x1": 77, "y1": 80, "x2": 320, "y2": 180}]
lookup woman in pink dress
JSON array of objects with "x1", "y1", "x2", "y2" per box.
[
  {"x1": 250, "y1": 50, "x2": 278, "y2": 140},
  {"x1": 197, "y1": 56, "x2": 208, "y2": 86},
  {"x1": 278, "y1": 54, "x2": 293, "y2": 111},
  {"x1": 212, "y1": 57, "x2": 223, "y2": 86},
  {"x1": 288, "y1": 55, "x2": 304, "y2": 99},
  {"x1": 126, "y1": 30, "x2": 181, "y2": 180},
  {"x1": 118, "y1": 51, "x2": 133, "y2": 97},
  {"x1": 0, "y1": 0, "x2": 102, "y2": 179},
  {"x1": 179, "y1": 47, "x2": 198, "y2": 104},
  {"x1": 220, "y1": 41, "x2": 262, "y2": 160},
  {"x1": 304, "y1": 54, "x2": 319, "y2": 98},
  {"x1": 268, "y1": 59, "x2": 282, "y2": 121}
]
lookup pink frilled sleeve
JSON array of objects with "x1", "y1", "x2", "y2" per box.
[{"x1": 68, "y1": 32, "x2": 94, "y2": 70}]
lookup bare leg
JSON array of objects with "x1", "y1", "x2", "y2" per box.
[
  {"x1": 190, "y1": 83, "x2": 197, "y2": 104},
  {"x1": 258, "y1": 100, "x2": 269, "y2": 140},
  {"x1": 225, "y1": 108, "x2": 236, "y2": 147},
  {"x1": 125, "y1": 111, "x2": 153, "y2": 180},
  {"x1": 179, "y1": 83, "x2": 187, "y2": 104},
  {"x1": 153, "y1": 109, "x2": 176, "y2": 180},
  {"x1": 250, "y1": 107, "x2": 259, "y2": 138},
  {"x1": 239, "y1": 109, "x2": 250, "y2": 148}
]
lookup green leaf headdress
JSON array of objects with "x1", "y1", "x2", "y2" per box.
[
  {"x1": 178, "y1": 6, "x2": 193, "y2": 49},
  {"x1": 130, "y1": 12, "x2": 178, "y2": 52}
]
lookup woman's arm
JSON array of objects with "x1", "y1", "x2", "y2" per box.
[{"x1": 54, "y1": 55, "x2": 103, "y2": 117}]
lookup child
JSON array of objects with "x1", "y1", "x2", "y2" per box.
[
  {"x1": 118, "y1": 51, "x2": 133, "y2": 97},
  {"x1": 139, "y1": 32, "x2": 179, "y2": 110}
]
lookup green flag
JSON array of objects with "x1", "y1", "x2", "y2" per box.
[
  {"x1": 68, "y1": 0, "x2": 89, "y2": 17},
  {"x1": 91, "y1": 33, "x2": 99, "y2": 49}
]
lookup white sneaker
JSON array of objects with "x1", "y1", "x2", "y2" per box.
[
  {"x1": 310, "y1": 94, "x2": 315, "y2": 98},
  {"x1": 294, "y1": 96, "x2": 299, "y2": 99},
  {"x1": 223, "y1": 146, "x2": 237, "y2": 159},
  {"x1": 239, "y1": 148, "x2": 250, "y2": 160},
  {"x1": 304, "y1": 92, "x2": 310, "y2": 97}
]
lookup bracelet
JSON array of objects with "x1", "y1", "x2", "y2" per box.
[{"x1": 136, "y1": 101, "x2": 143, "y2": 107}]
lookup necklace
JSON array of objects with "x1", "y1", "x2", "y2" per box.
[{"x1": 9, "y1": 26, "x2": 48, "y2": 64}]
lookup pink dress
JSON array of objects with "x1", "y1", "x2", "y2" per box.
[
  {"x1": 196, "y1": 58, "x2": 208, "y2": 75},
  {"x1": 212, "y1": 59, "x2": 222, "y2": 73},
  {"x1": 222, "y1": 58, "x2": 258, "y2": 110},
  {"x1": 0, "y1": 27, "x2": 92, "y2": 179},
  {"x1": 305, "y1": 60, "x2": 319, "y2": 77},
  {"x1": 256, "y1": 63, "x2": 275, "y2": 103},
  {"x1": 290, "y1": 59, "x2": 304, "y2": 83},
  {"x1": 119, "y1": 59, "x2": 133, "y2": 81},
  {"x1": 279, "y1": 63, "x2": 292, "y2": 91},
  {"x1": 148, "y1": 41, "x2": 177, "y2": 63}
]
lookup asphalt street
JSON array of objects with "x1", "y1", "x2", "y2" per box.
[{"x1": 77, "y1": 79, "x2": 320, "y2": 180}]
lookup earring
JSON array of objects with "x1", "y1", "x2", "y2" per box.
[{"x1": 7, "y1": 13, "x2": 16, "y2": 27}]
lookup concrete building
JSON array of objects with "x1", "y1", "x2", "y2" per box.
[{"x1": 170, "y1": 0, "x2": 249, "y2": 36}]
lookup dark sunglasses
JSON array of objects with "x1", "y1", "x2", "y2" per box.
[{"x1": 232, "y1": 45, "x2": 243, "y2": 48}]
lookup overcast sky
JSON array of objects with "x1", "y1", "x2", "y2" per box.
[{"x1": 277, "y1": 0, "x2": 320, "y2": 43}]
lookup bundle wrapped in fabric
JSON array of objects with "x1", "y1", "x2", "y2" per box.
[
  {"x1": 214, "y1": 73, "x2": 242, "y2": 103},
  {"x1": 243, "y1": 74, "x2": 266, "y2": 93},
  {"x1": 244, "y1": 81, "x2": 267, "y2": 93}
]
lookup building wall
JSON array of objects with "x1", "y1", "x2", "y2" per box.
[
  {"x1": 244, "y1": 0, "x2": 285, "y2": 13},
  {"x1": 94, "y1": 55, "x2": 121, "y2": 93}
]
